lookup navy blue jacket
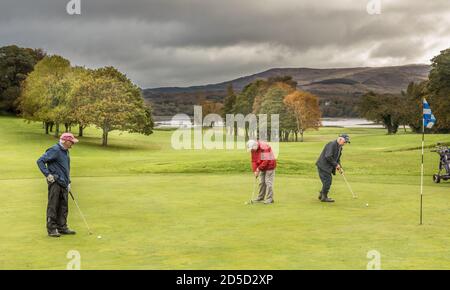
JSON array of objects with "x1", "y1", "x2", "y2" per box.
[
  {"x1": 316, "y1": 140, "x2": 342, "y2": 175},
  {"x1": 37, "y1": 143, "x2": 71, "y2": 188}
]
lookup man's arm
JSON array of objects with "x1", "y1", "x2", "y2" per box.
[
  {"x1": 337, "y1": 151, "x2": 342, "y2": 168},
  {"x1": 36, "y1": 147, "x2": 58, "y2": 177},
  {"x1": 251, "y1": 160, "x2": 258, "y2": 172}
]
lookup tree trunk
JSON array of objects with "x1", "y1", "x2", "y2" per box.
[
  {"x1": 79, "y1": 124, "x2": 84, "y2": 137},
  {"x1": 300, "y1": 129, "x2": 304, "y2": 142},
  {"x1": 386, "y1": 121, "x2": 399, "y2": 135},
  {"x1": 245, "y1": 125, "x2": 249, "y2": 141},
  {"x1": 102, "y1": 128, "x2": 108, "y2": 146},
  {"x1": 64, "y1": 123, "x2": 69, "y2": 132},
  {"x1": 296, "y1": 119, "x2": 302, "y2": 142},
  {"x1": 45, "y1": 122, "x2": 50, "y2": 135},
  {"x1": 55, "y1": 123, "x2": 60, "y2": 137},
  {"x1": 50, "y1": 123, "x2": 54, "y2": 133}
]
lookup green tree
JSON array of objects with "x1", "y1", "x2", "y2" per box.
[
  {"x1": 256, "y1": 82, "x2": 295, "y2": 141},
  {"x1": 18, "y1": 55, "x2": 71, "y2": 135},
  {"x1": 358, "y1": 92, "x2": 406, "y2": 134},
  {"x1": 403, "y1": 81, "x2": 428, "y2": 133},
  {"x1": 223, "y1": 84, "x2": 237, "y2": 136},
  {"x1": 222, "y1": 84, "x2": 236, "y2": 117},
  {"x1": 232, "y1": 80, "x2": 269, "y2": 140},
  {"x1": 428, "y1": 48, "x2": 450, "y2": 132},
  {"x1": 234, "y1": 80, "x2": 265, "y2": 115},
  {"x1": 267, "y1": 75, "x2": 297, "y2": 89},
  {"x1": 0, "y1": 45, "x2": 45, "y2": 113},
  {"x1": 75, "y1": 67, "x2": 153, "y2": 146},
  {"x1": 66, "y1": 66, "x2": 94, "y2": 136}
]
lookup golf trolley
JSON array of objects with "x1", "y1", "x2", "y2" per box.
[{"x1": 432, "y1": 144, "x2": 450, "y2": 183}]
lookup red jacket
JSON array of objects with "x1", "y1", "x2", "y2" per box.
[{"x1": 251, "y1": 141, "x2": 277, "y2": 172}]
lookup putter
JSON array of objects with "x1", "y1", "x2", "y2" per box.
[
  {"x1": 339, "y1": 170, "x2": 358, "y2": 199},
  {"x1": 245, "y1": 176, "x2": 258, "y2": 205},
  {"x1": 69, "y1": 191, "x2": 93, "y2": 235}
]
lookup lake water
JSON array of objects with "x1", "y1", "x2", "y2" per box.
[
  {"x1": 321, "y1": 118, "x2": 383, "y2": 128},
  {"x1": 155, "y1": 117, "x2": 383, "y2": 129}
]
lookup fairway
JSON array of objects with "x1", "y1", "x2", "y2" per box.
[{"x1": 1, "y1": 116, "x2": 449, "y2": 269}]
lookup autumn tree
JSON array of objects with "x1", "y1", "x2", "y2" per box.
[
  {"x1": 200, "y1": 99, "x2": 224, "y2": 127},
  {"x1": 284, "y1": 90, "x2": 321, "y2": 142},
  {"x1": 201, "y1": 99, "x2": 224, "y2": 116}
]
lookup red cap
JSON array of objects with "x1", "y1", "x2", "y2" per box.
[{"x1": 60, "y1": 133, "x2": 79, "y2": 143}]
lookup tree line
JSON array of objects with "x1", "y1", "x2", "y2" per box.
[
  {"x1": 3, "y1": 44, "x2": 449, "y2": 142},
  {"x1": 359, "y1": 47, "x2": 450, "y2": 134},
  {"x1": 0, "y1": 45, "x2": 154, "y2": 146},
  {"x1": 202, "y1": 76, "x2": 322, "y2": 142}
]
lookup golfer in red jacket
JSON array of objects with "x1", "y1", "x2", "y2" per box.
[{"x1": 247, "y1": 140, "x2": 277, "y2": 204}]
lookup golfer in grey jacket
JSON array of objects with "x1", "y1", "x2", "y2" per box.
[{"x1": 316, "y1": 134, "x2": 350, "y2": 202}]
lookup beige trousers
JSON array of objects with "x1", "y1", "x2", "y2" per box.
[{"x1": 256, "y1": 170, "x2": 275, "y2": 202}]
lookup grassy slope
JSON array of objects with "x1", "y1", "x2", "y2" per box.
[{"x1": 0, "y1": 116, "x2": 449, "y2": 269}]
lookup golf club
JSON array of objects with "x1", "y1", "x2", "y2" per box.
[
  {"x1": 245, "y1": 176, "x2": 258, "y2": 205},
  {"x1": 339, "y1": 170, "x2": 358, "y2": 199},
  {"x1": 69, "y1": 191, "x2": 93, "y2": 235}
]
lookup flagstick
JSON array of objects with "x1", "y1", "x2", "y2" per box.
[{"x1": 420, "y1": 100, "x2": 425, "y2": 225}]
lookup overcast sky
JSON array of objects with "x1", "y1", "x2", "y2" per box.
[{"x1": 1, "y1": 0, "x2": 449, "y2": 88}]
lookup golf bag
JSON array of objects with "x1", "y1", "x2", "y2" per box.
[{"x1": 432, "y1": 145, "x2": 450, "y2": 183}]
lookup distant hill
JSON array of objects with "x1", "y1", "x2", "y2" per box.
[{"x1": 143, "y1": 64, "x2": 430, "y2": 117}]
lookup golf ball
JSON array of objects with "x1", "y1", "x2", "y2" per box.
[
  {"x1": 97, "y1": 235, "x2": 102, "y2": 239},
  {"x1": 366, "y1": 203, "x2": 369, "y2": 207}
]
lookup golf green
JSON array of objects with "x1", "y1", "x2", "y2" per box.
[{"x1": 0, "y1": 116, "x2": 449, "y2": 269}]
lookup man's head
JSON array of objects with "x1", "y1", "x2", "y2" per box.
[
  {"x1": 337, "y1": 134, "x2": 350, "y2": 146},
  {"x1": 60, "y1": 133, "x2": 79, "y2": 150},
  {"x1": 246, "y1": 140, "x2": 259, "y2": 152}
]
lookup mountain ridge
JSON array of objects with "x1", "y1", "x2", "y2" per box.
[{"x1": 143, "y1": 64, "x2": 430, "y2": 117}]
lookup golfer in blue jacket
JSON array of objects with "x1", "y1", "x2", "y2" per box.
[{"x1": 37, "y1": 133, "x2": 78, "y2": 237}]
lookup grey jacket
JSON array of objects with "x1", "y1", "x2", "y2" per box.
[{"x1": 316, "y1": 140, "x2": 342, "y2": 175}]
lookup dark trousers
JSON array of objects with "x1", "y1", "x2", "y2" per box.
[
  {"x1": 318, "y1": 168, "x2": 333, "y2": 196},
  {"x1": 47, "y1": 182, "x2": 69, "y2": 233}
]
